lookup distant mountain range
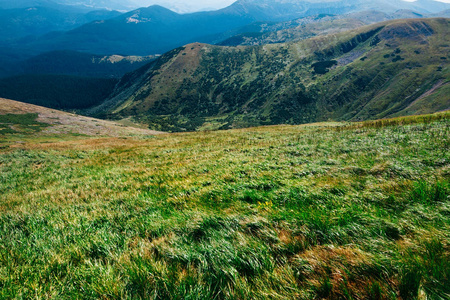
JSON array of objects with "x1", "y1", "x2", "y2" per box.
[
  {"x1": 1, "y1": 0, "x2": 449, "y2": 63},
  {"x1": 9, "y1": 0, "x2": 450, "y2": 57},
  {"x1": 0, "y1": 5, "x2": 121, "y2": 43},
  {"x1": 85, "y1": 18, "x2": 449, "y2": 131},
  {"x1": 216, "y1": 9, "x2": 447, "y2": 47},
  {"x1": 1, "y1": 50, "x2": 156, "y2": 78},
  {"x1": 129, "y1": 0, "x2": 237, "y2": 14}
]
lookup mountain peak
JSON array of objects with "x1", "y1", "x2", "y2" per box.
[
  {"x1": 117, "y1": 4, "x2": 179, "y2": 24},
  {"x1": 129, "y1": 4, "x2": 179, "y2": 16},
  {"x1": 144, "y1": 4, "x2": 177, "y2": 12}
]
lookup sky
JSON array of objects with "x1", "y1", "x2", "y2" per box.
[
  {"x1": 131, "y1": 0, "x2": 450, "y2": 13},
  {"x1": 418, "y1": 0, "x2": 450, "y2": 1},
  {"x1": 130, "y1": 0, "x2": 236, "y2": 13}
]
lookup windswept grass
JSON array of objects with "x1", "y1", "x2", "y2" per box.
[
  {"x1": 339, "y1": 111, "x2": 450, "y2": 130},
  {"x1": 0, "y1": 114, "x2": 449, "y2": 299}
]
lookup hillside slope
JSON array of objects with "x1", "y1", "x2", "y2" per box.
[
  {"x1": 0, "y1": 112, "x2": 449, "y2": 299},
  {"x1": 90, "y1": 18, "x2": 449, "y2": 131},
  {"x1": 0, "y1": 98, "x2": 163, "y2": 137}
]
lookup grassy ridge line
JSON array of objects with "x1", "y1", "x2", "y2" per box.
[
  {"x1": 0, "y1": 98, "x2": 164, "y2": 139},
  {"x1": 0, "y1": 114, "x2": 449, "y2": 299},
  {"x1": 339, "y1": 110, "x2": 450, "y2": 129}
]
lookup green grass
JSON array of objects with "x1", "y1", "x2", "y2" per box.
[
  {"x1": 0, "y1": 113, "x2": 50, "y2": 135},
  {"x1": 0, "y1": 113, "x2": 449, "y2": 299}
]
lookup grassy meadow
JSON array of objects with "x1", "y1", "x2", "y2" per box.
[{"x1": 0, "y1": 112, "x2": 449, "y2": 299}]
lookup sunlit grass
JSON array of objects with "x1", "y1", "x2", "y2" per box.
[{"x1": 0, "y1": 113, "x2": 449, "y2": 299}]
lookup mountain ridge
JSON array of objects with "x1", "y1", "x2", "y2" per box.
[
  {"x1": 0, "y1": 5, "x2": 121, "y2": 43},
  {"x1": 14, "y1": 0, "x2": 450, "y2": 56},
  {"x1": 87, "y1": 18, "x2": 449, "y2": 132},
  {"x1": 215, "y1": 9, "x2": 450, "y2": 47}
]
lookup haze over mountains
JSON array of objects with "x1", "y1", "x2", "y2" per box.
[{"x1": 0, "y1": 6, "x2": 121, "y2": 43}]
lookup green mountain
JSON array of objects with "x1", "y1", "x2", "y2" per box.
[{"x1": 89, "y1": 18, "x2": 449, "y2": 132}]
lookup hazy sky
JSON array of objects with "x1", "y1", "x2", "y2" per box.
[
  {"x1": 131, "y1": 0, "x2": 450, "y2": 12},
  {"x1": 130, "y1": 0, "x2": 236, "y2": 12},
  {"x1": 417, "y1": 0, "x2": 450, "y2": 1},
  {"x1": 132, "y1": 0, "x2": 450, "y2": 6}
]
